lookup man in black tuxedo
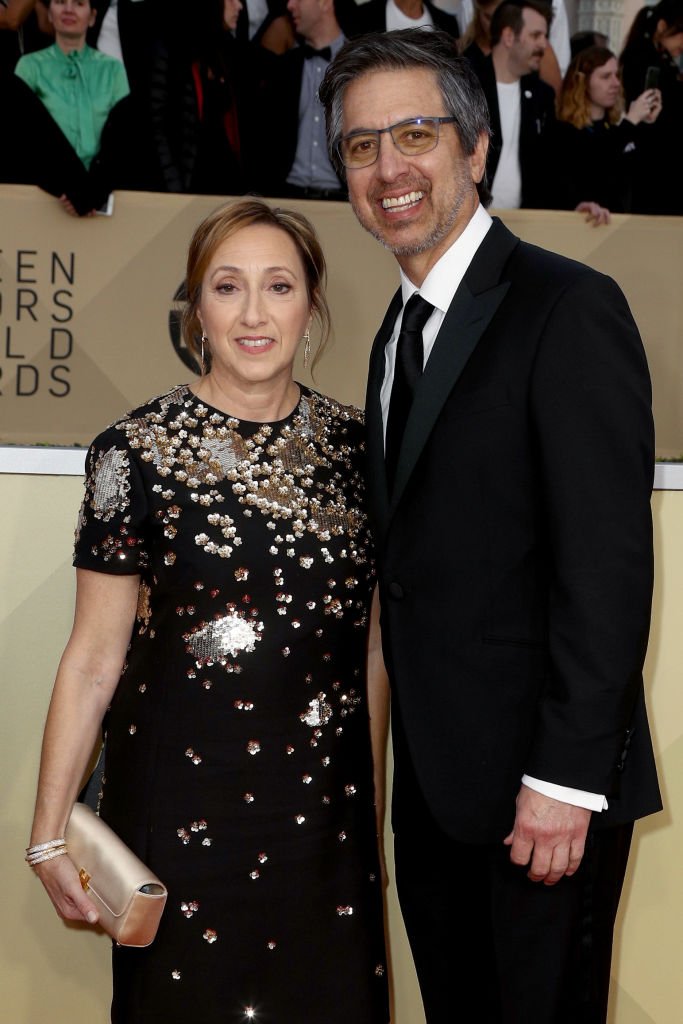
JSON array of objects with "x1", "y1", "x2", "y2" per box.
[
  {"x1": 254, "y1": 0, "x2": 347, "y2": 198},
  {"x1": 320, "y1": 28, "x2": 661, "y2": 1023}
]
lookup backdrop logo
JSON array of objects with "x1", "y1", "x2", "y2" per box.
[
  {"x1": 0, "y1": 248, "x2": 75, "y2": 398},
  {"x1": 169, "y1": 282, "x2": 199, "y2": 373}
]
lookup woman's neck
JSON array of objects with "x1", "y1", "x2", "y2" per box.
[
  {"x1": 192, "y1": 373, "x2": 301, "y2": 423},
  {"x1": 588, "y1": 101, "x2": 606, "y2": 121},
  {"x1": 55, "y1": 35, "x2": 87, "y2": 55}
]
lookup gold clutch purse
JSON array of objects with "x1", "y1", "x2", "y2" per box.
[{"x1": 65, "y1": 803, "x2": 167, "y2": 947}]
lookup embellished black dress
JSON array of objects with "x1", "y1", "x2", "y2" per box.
[{"x1": 73, "y1": 384, "x2": 389, "y2": 1024}]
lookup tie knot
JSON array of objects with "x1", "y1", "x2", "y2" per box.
[{"x1": 401, "y1": 294, "x2": 434, "y2": 335}]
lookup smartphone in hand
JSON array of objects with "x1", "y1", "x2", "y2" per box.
[{"x1": 644, "y1": 66, "x2": 660, "y2": 91}]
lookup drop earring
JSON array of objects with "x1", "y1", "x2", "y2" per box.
[
  {"x1": 200, "y1": 332, "x2": 208, "y2": 375},
  {"x1": 303, "y1": 327, "x2": 311, "y2": 369}
]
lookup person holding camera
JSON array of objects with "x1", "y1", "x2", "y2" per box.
[
  {"x1": 554, "y1": 45, "x2": 662, "y2": 215},
  {"x1": 619, "y1": 0, "x2": 683, "y2": 214}
]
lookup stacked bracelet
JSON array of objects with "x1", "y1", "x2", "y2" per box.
[{"x1": 25, "y1": 838, "x2": 67, "y2": 867}]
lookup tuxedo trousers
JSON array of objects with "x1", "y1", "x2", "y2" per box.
[{"x1": 393, "y1": 757, "x2": 633, "y2": 1024}]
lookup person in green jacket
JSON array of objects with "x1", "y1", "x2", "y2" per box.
[{"x1": 15, "y1": 0, "x2": 129, "y2": 211}]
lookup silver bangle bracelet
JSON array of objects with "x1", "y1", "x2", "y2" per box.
[
  {"x1": 26, "y1": 845, "x2": 68, "y2": 867},
  {"x1": 26, "y1": 837, "x2": 66, "y2": 856}
]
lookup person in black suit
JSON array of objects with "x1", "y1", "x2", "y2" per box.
[
  {"x1": 350, "y1": 0, "x2": 460, "y2": 40},
  {"x1": 469, "y1": 0, "x2": 610, "y2": 223},
  {"x1": 87, "y1": 0, "x2": 157, "y2": 92},
  {"x1": 320, "y1": 28, "x2": 661, "y2": 1023},
  {"x1": 85, "y1": 0, "x2": 166, "y2": 190},
  {"x1": 467, "y1": 0, "x2": 555, "y2": 209},
  {"x1": 254, "y1": 0, "x2": 347, "y2": 199}
]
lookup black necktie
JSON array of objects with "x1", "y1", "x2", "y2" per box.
[
  {"x1": 302, "y1": 44, "x2": 332, "y2": 61},
  {"x1": 385, "y1": 293, "x2": 434, "y2": 493}
]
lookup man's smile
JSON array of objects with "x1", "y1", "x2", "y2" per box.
[{"x1": 381, "y1": 191, "x2": 425, "y2": 211}]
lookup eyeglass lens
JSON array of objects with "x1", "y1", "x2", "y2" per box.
[{"x1": 340, "y1": 118, "x2": 447, "y2": 168}]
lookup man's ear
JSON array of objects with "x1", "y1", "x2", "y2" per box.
[
  {"x1": 501, "y1": 25, "x2": 515, "y2": 49},
  {"x1": 469, "y1": 131, "x2": 489, "y2": 185}
]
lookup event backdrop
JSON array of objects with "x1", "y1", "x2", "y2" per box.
[
  {"x1": 0, "y1": 186, "x2": 682, "y2": 456},
  {"x1": 1, "y1": 188, "x2": 682, "y2": 1022}
]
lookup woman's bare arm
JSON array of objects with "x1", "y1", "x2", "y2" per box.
[{"x1": 29, "y1": 568, "x2": 139, "y2": 923}]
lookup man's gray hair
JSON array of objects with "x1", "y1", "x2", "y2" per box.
[{"x1": 319, "y1": 28, "x2": 492, "y2": 201}]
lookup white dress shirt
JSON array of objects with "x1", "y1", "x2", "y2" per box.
[
  {"x1": 380, "y1": 202, "x2": 607, "y2": 812},
  {"x1": 385, "y1": 0, "x2": 434, "y2": 32},
  {"x1": 97, "y1": 0, "x2": 124, "y2": 66},
  {"x1": 491, "y1": 81, "x2": 522, "y2": 210}
]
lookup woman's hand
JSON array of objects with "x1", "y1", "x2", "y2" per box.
[
  {"x1": 58, "y1": 194, "x2": 96, "y2": 217},
  {"x1": 575, "y1": 200, "x2": 611, "y2": 226},
  {"x1": 33, "y1": 853, "x2": 100, "y2": 925},
  {"x1": 626, "y1": 88, "x2": 662, "y2": 125}
]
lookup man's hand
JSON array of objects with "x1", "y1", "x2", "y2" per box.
[{"x1": 503, "y1": 784, "x2": 591, "y2": 885}]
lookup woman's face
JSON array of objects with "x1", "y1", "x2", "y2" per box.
[
  {"x1": 197, "y1": 223, "x2": 312, "y2": 395},
  {"x1": 656, "y1": 21, "x2": 683, "y2": 58},
  {"x1": 588, "y1": 58, "x2": 621, "y2": 113},
  {"x1": 49, "y1": 0, "x2": 96, "y2": 40},
  {"x1": 223, "y1": 0, "x2": 243, "y2": 31}
]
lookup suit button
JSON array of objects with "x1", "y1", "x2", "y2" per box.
[{"x1": 388, "y1": 581, "x2": 404, "y2": 600}]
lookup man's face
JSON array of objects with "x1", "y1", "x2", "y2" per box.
[
  {"x1": 509, "y1": 8, "x2": 548, "y2": 75},
  {"x1": 287, "y1": 0, "x2": 324, "y2": 41},
  {"x1": 341, "y1": 68, "x2": 487, "y2": 280}
]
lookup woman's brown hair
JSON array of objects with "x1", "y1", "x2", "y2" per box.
[{"x1": 557, "y1": 46, "x2": 623, "y2": 129}]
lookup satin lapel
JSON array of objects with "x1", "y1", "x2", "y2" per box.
[
  {"x1": 365, "y1": 288, "x2": 403, "y2": 545},
  {"x1": 389, "y1": 219, "x2": 519, "y2": 516}
]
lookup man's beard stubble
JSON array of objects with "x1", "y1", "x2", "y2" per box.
[{"x1": 348, "y1": 167, "x2": 473, "y2": 258}]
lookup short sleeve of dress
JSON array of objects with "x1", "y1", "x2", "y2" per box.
[{"x1": 73, "y1": 428, "x2": 150, "y2": 575}]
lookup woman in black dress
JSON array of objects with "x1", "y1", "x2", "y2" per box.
[
  {"x1": 554, "y1": 46, "x2": 662, "y2": 213},
  {"x1": 27, "y1": 198, "x2": 390, "y2": 1023},
  {"x1": 149, "y1": 0, "x2": 261, "y2": 195}
]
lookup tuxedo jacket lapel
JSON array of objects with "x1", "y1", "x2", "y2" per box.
[
  {"x1": 388, "y1": 219, "x2": 519, "y2": 517},
  {"x1": 389, "y1": 277, "x2": 510, "y2": 513}
]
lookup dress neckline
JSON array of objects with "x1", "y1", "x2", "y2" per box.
[{"x1": 185, "y1": 383, "x2": 309, "y2": 432}]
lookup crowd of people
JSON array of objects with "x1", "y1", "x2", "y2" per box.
[{"x1": 2, "y1": 0, "x2": 682, "y2": 215}]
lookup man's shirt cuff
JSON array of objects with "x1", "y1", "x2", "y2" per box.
[{"x1": 522, "y1": 775, "x2": 608, "y2": 811}]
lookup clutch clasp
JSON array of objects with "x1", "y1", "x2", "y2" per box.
[{"x1": 79, "y1": 868, "x2": 91, "y2": 892}]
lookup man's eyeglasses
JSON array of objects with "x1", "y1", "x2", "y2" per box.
[{"x1": 336, "y1": 117, "x2": 457, "y2": 170}]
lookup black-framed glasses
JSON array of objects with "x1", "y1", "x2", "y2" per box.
[{"x1": 336, "y1": 116, "x2": 457, "y2": 169}]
